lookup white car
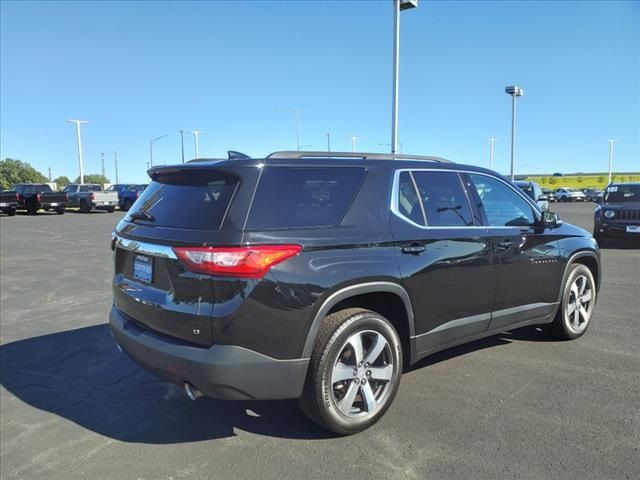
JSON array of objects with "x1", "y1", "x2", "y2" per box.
[{"x1": 555, "y1": 188, "x2": 586, "y2": 202}]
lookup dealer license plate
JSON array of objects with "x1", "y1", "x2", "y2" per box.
[{"x1": 133, "y1": 255, "x2": 153, "y2": 283}]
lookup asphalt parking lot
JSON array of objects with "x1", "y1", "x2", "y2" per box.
[{"x1": 1, "y1": 203, "x2": 638, "y2": 480}]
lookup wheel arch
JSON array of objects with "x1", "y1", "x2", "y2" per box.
[{"x1": 301, "y1": 282, "x2": 416, "y2": 365}]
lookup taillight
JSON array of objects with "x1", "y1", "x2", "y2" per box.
[
  {"x1": 15, "y1": 193, "x2": 19, "y2": 201},
  {"x1": 173, "y1": 245, "x2": 302, "y2": 278},
  {"x1": 36, "y1": 193, "x2": 41, "y2": 202},
  {"x1": 65, "y1": 194, "x2": 69, "y2": 201},
  {"x1": 136, "y1": 191, "x2": 140, "y2": 198},
  {"x1": 90, "y1": 192, "x2": 96, "y2": 201}
]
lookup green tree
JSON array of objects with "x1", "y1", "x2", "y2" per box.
[
  {"x1": 577, "y1": 176, "x2": 583, "y2": 184},
  {"x1": 548, "y1": 177, "x2": 557, "y2": 185},
  {"x1": 597, "y1": 175, "x2": 604, "y2": 184},
  {"x1": 0, "y1": 158, "x2": 48, "y2": 190},
  {"x1": 73, "y1": 174, "x2": 110, "y2": 185},
  {"x1": 53, "y1": 176, "x2": 71, "y2": 189}
]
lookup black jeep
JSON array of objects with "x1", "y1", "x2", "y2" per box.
[
  {"x1": 594, "y1": 182, "x2": 640, "y2": 243},
  {"x1": 110, "y1": 151, "x2": 601, "y2": 435}
]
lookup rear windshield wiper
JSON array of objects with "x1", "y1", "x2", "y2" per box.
[{"x1": 129, "y1": 211, "x2": 155, "y2": 222}]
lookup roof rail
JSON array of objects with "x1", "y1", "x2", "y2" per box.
[{"x1": 266, "y1": 150, "x2": 451, "y2": 163}]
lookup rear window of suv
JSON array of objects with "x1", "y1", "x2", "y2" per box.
[
  {"x1": 127, "y1": 172, "x2": 239, "y2": 230},
  {"x1": 246, "y1": 167, "x2": 366, "y2": 229}
]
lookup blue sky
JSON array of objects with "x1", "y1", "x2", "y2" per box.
[{"x1": 1, "y1": 0, "x2": 638, "y2": 183}]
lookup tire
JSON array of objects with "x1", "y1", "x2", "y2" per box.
[
  {"x1": 56, "y1": 207, "x2": 65, "y2": 215},
  {"x1": 123, "y1": 199, "x2": 133, "y2": 211},
  {"x1": 80, "y1": 200, "x2": 90, "y2": 213},
  {"x1": 27, "y1": 205, "x2": 38, "y2": 215},
  {"x1": 299, "y1": 308, "x2": 403, "y2": 435},
  {"x1": 549, "y1": 264, "x2": 597, "y2": 340},
  {"x1": 7, "y1": 207, "x2": 16, "y2": 216},
  {"x1": 106, "y1": 207, "x2": 115, "y2": 213}
]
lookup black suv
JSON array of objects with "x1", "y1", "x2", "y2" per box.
[
  {"x1": 110, "y1": 151, "x2": 601, "y2": 435},
  {"x1": 594, "y1": 182, "x2": 640, "y2": 243}
]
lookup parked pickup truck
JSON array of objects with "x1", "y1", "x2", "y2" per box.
[
  {"x1": 105, "y1": 184, "x2": 147, "y2": 211},
  {"x1": 9, "y1": 183, "x2": 68, "y2": 215},
  {"x1": 0, "y1": 189, "x2": 19, "y2": 216},
  {"x1": 63, "y1": 184, "x2": 119, "y2": 213}
]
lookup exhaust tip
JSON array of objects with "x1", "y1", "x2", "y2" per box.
[{"x1": 184, "y1": 382, "x2": 203, "y2": 401}]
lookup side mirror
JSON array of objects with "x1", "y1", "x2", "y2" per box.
[{"x1": 541, "y1": 211, "x2": 560, "y2": 228}]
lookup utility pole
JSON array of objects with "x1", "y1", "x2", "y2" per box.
[
  {"x1": 101, "y1": 152, "x2": 105, "y2": 178},
  {"x1": 608, "y1": 139, "x2": 619, "y2": 184},
  {"x1": 326, "y1": 133, "x2": 331, "y2": 152},
  {"x1": 66, "y1": 120, "x2": 89, "y2": 184},
  {"x1": 114, "y1": 152, "x2": 119, "y2": 184},
  {"x1": 179, "y1": 129, "x2": 185, "y2": 163},
  {"x1": 488, "y1": 137, "x2": 496, "y2": 170},
  {"x1": 48, "y1": 167, "x2": 52, "y2": 182},
  {"x1": 190, "y1": 130, "x2": 204, "y2": 159}
]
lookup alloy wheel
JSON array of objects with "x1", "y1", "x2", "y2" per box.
[
  {"x1": 330, "y1": 330, "x2": 394, "y2": 418},
  {"x1": 565, "y1": 274, "x2": 594, "y2": 334}
]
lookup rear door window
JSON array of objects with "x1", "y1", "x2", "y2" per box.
[
  {"x1": 127, "y1": 172, "x2": 239, "y2": 230},
  {"x1": 246, "y1": 167, "x2": 365, "y2": 229}
]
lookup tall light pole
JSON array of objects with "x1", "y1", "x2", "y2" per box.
[
  {"x1": 179, "y1": 130, "x2": 185, "y2": 163},
  {"x1": 150, "y1": 134, "x2": 168, "y2": 167},
  {"x1": 275, "y1": 108, "x2": 301, "y2": 151},
  {"x1": 391, "y1": 0, "x2": 418, "y2": 155},
  {"x1": 346, "y1": 136, "x2": 363, "y2": 152},
  {"x1": 608, "y1": 139, "x2": 619, "y2": 184},
  {"x1": 114, "y1": 152, "x2": 119, "y2": 184},
  {"x1": 326, "y1": 133, "x2": 331, "y2": 152},
  {"x1": 66, "y1": 120, "x2": 88, "y2": 183},
  {"x1": 190, "y1": 130, "x2": 204, "y2": 159},
  {"x1": 505, "y1": 85, "x2": 524, "y2": 181},
  {"x1": 487, "y1": 137, "x2": 496, "y2": 170},
  {"x1": 101, "y1": 152, "x2": 105, "y2": 178}
]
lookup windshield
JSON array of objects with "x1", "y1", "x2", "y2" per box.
[{"x1": 604, "y1": 185, "x2": 640, "y2": 203}]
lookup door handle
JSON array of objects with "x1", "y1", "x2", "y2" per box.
[
  {"x1": 497, "y1": 239, "x2": 513, "y2": 251},
  {"x1": 402, "y1": 245, "x2": 426, "y2": 255}
]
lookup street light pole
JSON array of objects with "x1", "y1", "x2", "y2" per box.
[
  {"x1": 505, "y1": 86, "x2": 524, "y2": 181},
  {"x1": 608, "y1": 139, "x2": 619, "y2": 184},
  {"x1": 190, "y1": 130, "x2": 204, "y2": 159},
  {"x1": 150, "y1": 134, "x2": 168, "y2": 167},
  {"x1": 391, "y1": 0, "x2": 418, "y2": 155},
  {"x1": 488, "y1": 137, "x2": 496, "y2": 170},
  {"x1": 66, "y1": 120, "x2": 88, "y2": 184},
  {"x1": 101, "y1": 152, "x2": 105, "y2": 178},
  {"x1": 326, "y1": 133, "x2": 331, "y2": 152},
  {"x1": 114, "y1": 152, "x2": 119, "y2": 184},
  {"x1": 347, "y1": 136, "x2": 362, "y2": 152},
  {"x1": 179, "y1": 129, "x2": 185, "y2": 163}
]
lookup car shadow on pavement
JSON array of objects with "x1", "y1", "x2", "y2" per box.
[
  {"x1": 598, "y1": 238, "x2": 640, "y2": 250},
  {"x1": 408, "y1": 325, "x2": 557, "y2": 372},
  {"x1": 0, "y1": 324, "x2": 333, "y2": 443},
  {"x1": 1, "y1": 323, "x2": 560, "y2": 443}
]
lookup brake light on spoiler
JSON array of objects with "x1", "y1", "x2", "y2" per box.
[{"x1": 173, "y1": 245, "x2": 302, "y2": 278}]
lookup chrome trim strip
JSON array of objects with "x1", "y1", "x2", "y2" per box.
[
  {"x1": 490, "y1": 302, "x2": 558, "y2": 319},
  {"x1": 113, "y1": 235, "x2": 177, "y2": 259},
  {"x1": 390, "y1": 168, "x2": 542, "y2": 230}
]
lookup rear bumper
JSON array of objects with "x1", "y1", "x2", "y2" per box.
[{"x1": 109, "y1": 306, "x2": 309, "y2": 400}]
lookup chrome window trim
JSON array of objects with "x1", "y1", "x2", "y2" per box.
[
  {"x1": 390, "y1": 168, "x2": 542, "y2": 230},
  {"x1": 113, "y1": 234, "x2": 177, "y2": 259}
]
